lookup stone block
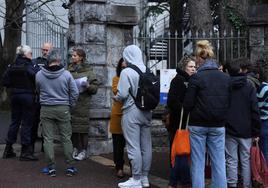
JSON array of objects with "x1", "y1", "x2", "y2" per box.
[
  {"x1": 83, "y1": 24, "x2": 106, "y2": 43},
  {"x1": 84, "y1": 44, "x2": 106, "y2": 65},
  {"x1": 89, "y1": 87, "x2": 111, "y2": 108},
  {"x1": 91, "y1": 66, "x2": 107, "y2": 86},
  {"x1": 82, "y1": 4, "x2": 107, "y2": 22},
  {"x1": 249, "y1": 27, "x2": 264, "y2": 46},
  {"x1": 107, "y1": 5, "x2": 138, "y2": 25},
  {"x1": 87, "y1": 139, "x2": 113, "y2": 155},
  {"x1": 88, "y1": 119, "x2": 109, "y2": 138}
]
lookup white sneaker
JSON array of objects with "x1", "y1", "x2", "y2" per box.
[
  {"x1": 141, "y1": 176, "x2": 150, "y2": 187},
  {"x1": 72, "y1": 148, "x2": 78, "y2": 159},
  {"x1": 74, "y1": 150, "x2": 86, "y2": 161},
  {"x1": 118, "y1": 178, "x2": 142, "y2": 188}
]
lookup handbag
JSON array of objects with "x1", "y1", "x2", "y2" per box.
[
  {"x1": 171, "y1": 107, "x2": 190, "y2": 167},
  {"x1": 251, "y1": 139, "x2": 268, "y2": 187}
]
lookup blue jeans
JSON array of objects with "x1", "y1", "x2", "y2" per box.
[
  {"x1": 260, "y1": 119, "x2": 268, "y2": 166},
  {"x1": 189, "y1": 126, "x2": 227, "y2": 188},
  {"x1": 169, "y1": 155, "x2": 191, "y2": 186}
]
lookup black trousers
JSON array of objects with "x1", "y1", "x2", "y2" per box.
[{"x1": 112, "y1": 134, "x2": 126, "y2": 170}]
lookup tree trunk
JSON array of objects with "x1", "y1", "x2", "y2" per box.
[
  {"x1": 168, "y1": 0, "x2": 183, "y2": 69},
  {"x1": 0, "y1": 0, "x2": 25, "y2": 109},
  {"x1": 188, "y1": 0, "x2": 213, "y2": 36}
]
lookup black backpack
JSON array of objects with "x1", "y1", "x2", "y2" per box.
[{"x1": 128, "y1": 64, "x2": 160, "y2": 111}]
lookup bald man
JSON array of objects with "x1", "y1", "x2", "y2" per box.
[
  {"x1": 32, "y1": 42, "x2": 53, "y2": 153},
  {"x1": 33, "y1": 42, "x2": 53, "y2": 67}
]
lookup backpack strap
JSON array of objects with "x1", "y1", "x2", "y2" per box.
[{"x1": 127, "y1": 64, "x2": 148, "y2": 101}]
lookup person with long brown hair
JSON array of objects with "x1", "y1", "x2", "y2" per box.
[{"x1": 68, "y1": 48, "x2": 99, "y2": 161}]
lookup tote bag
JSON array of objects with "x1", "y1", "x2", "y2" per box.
[
  {"x1": 171, "y1": 108, "x2": 190, "y2": 167},
  {"x1": 251, "y1": 139, "x2": 268, "y2": 187}
]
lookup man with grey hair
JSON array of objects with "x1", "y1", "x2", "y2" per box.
[
  {"x1": 33, "y1": 42, "x2": 53, "y2": 67},
  {"x1": 36, "y1": 49, "x2": 79, "y2": 177}
]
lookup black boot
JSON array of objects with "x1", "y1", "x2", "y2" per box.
[
  {"x1": 2, "y1": 143, "x2": 16, "y2": 159},
  {"x1": 19, "y1": 145, "x2": 38, "y2": 161}
]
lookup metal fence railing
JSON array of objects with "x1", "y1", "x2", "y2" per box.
[{"x1": 134, "y1": 29, "x2": 248, "y2": 70}]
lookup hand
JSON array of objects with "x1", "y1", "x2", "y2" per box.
[{"x1": 81, "y1": 81, "x2": 89, "y2": 88}]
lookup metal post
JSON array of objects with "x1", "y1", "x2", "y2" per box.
[{"x1": 25, "y1": 0, "x2": 30, "y2": 45}]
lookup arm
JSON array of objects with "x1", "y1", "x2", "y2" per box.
[
  {"x1": 85, "y1": 67, "x2": 99, "y2": 95},
  {"x1": 112, "y1": 77, "x2": 119, "y2": 95},
  {"x1": 183, "y1": 75, "x2": 199, "y2": 112},
  {"x1": 251, "y1": 85, "x2": 261, "y2": 137},
  {"x1": 68, "y1": 72, "x2": 79, "y2": 107},
  {"x1": 114, "y1": 70, "x2": 130, "y2": 102},
  {"x1": 167, "y1": 76, "x2": 185, "y2": 112}
]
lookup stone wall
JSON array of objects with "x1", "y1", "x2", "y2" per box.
[
  {"x1": 68, "y1": 0, "x2": 140, "y2": 155},
  {"x1": 247, "y1": 4, "x2": 268, "y2": 63}
]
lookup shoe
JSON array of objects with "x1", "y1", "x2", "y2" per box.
[
  {"x1": 72, "y1": 148, "x2": 78, "y2": 159},
  {"x1": 141, "y1": 176, "x2": 150, "y2": 187},
  {"x1": 116, "y1": 169, "x2": 125, "y2": 178},
  {"x1": 42, "y1": 167, "x2": 56, "y2": 177},
  {"x1": 2, "y1": 144, "x2": 16, "y2": 159},
  {"x1": 118, "y1": 178, "x2": 142, "y2": 188},
  {"x1": 66, "y1": 167, "x2": 78, "y2": 177},
  {"x1": 74, "y1": 150, "x2": 86, "y2": 161},
  {"x1": 19, "y1": 154, "x2": 38, "y2": 161}
]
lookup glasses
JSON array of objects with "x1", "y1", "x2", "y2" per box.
[{"x1": 42, "y1": 49, "x2": 49, "y2": 52}]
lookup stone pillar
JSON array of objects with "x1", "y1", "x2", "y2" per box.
[
  {"x1": 247, "y1": 4, "x2": 268, "y2": 63},
  {"x1": 68, "y1": 0, "x2": 139, "y2": 155}
]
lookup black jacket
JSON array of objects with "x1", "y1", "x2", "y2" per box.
[
  {"x1": 226, "y1": 74, "x2": 260, "y2": 138},
  {"x1": 2, "y1": 55, "x2": 39, "y2": 95},
  {"x1": 167, "y1": 68, "x2": 190, "y2": 136},
  {"x1": 183, "y1": 60, "x2": 231, "y2": 127}
]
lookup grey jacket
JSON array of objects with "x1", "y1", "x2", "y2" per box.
[{"x1": 36, "y1": 65, "x2": 79, "y2": 107}]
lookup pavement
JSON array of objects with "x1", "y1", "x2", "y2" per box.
[{"x1": 0, "y1": 142, "x2": 171, "y2": 188}]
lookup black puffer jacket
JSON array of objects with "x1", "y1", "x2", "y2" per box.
[
  {"x1": 167, "y1": 68, "x2": 190, "y2": 139},
  {"x1": 183, "y1": 60, "x2": 231, "y2": 127},
  {"x1": 226, "y1": 74, "x2": 260, "y2": 138}
]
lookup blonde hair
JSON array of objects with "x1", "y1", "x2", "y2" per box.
[{"x1": 195, "y1": 40, "x2": 214, "y2": 59}]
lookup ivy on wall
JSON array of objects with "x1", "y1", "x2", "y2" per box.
[{"x1": 225, "y1": 5, "x2": 246, "y2": 30}]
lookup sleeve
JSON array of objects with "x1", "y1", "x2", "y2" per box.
[
  {"x1": 35, "y1": 73, "x2": 40, "y2": 94},
  {"x1": 250, "y1": 85, "x2": 261, "y2": 137},
  {"x1": 86, "y1": 67, "x2": 99, "y2": 95},
  {"x1": 167, "y1": 76, "x2": 185, "y2": 112},
  {"x1": 183, "y1": 75, "x2": 199, "y2": 112},
  {"x1": 68, "y1": 72, "x2": 79, "y2": 107},
  {"x1": 112, "y1": 76, "x2": 119, "y2": 95},
  {"x1": 114, "y1": 70, "x2": 130, "y2": 102}
]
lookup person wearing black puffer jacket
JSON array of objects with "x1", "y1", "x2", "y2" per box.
[
  {"x1": 183, "y1": 40, "x2": 231, "y2": 188},
  {"x1": 167, "y1": 55, "x2": 196, "y2": 188},
  {"x1": 225, "y1": 58, "x2": 260, "y2": 188},
  {"x1": 2, "y1": 45, "x2": 39, "y2": 161}
]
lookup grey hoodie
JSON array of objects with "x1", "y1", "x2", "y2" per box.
[
  {"x1": 115, "y1": 45, "x2": 147, "y2": 112},
  {"x1": 36, "y1": 66, "x2": 79, "y2": 107}
]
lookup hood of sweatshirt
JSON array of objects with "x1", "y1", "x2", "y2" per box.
[
  {"x1": 41, "y1": 65, "x2": 65, "y2": 79},
  {"x1": 230, "y1": 73, "x2": 247, "y2": 89},
  {"x1": 123, "y1": 45, "x2": 146, "y2": 72}
]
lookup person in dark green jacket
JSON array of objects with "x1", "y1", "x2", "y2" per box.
[{"x1": 69, "y1": 48, "x2": 99, "y2": 161}]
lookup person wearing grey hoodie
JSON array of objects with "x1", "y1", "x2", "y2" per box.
[
  {"x1": 115, "y1": 45, "x2": 152, "y2": 188},
  {"x1": 36, "y1": 49, "x2": 79, "y2": 177}
]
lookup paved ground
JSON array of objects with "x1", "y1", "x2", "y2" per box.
[{"x1": 0, "y1": 143, "x2": 170, "y2": 188}]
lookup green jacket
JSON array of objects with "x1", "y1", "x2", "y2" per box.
[{"x1": 69, "y1": 63, "x2": 99, "y2": 133}]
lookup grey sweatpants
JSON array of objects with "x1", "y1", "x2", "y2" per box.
[
  {"x1": 122, "y1": 106, "x2": 152, "y2": 180},
  {"x1": 225, "y1": 134, "x2": 252, "y2": 188}
]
